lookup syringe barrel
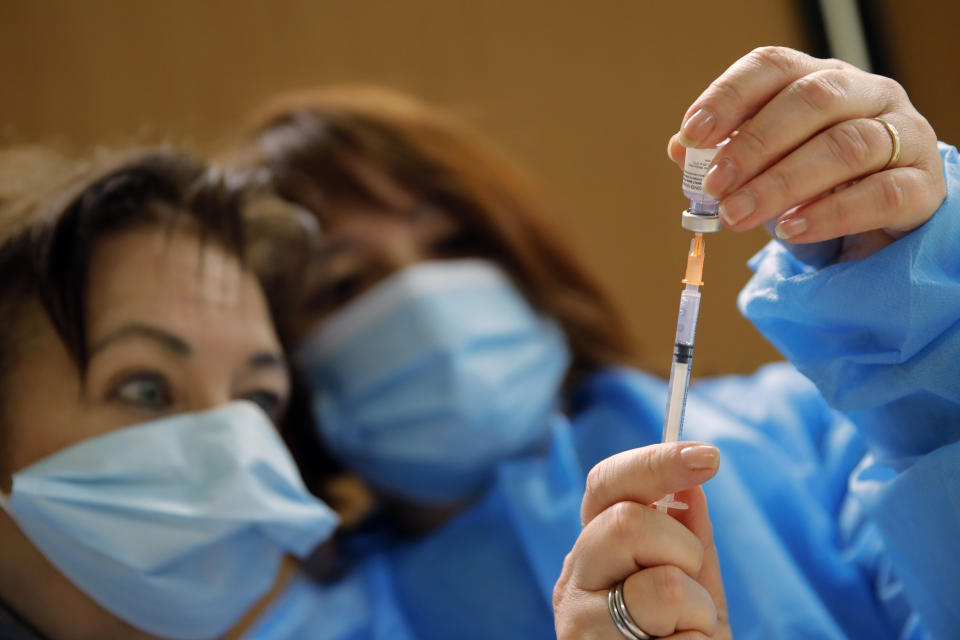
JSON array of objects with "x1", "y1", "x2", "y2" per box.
[
  {"x1": 662, "y1": 358, "x2": 690, "y2": 444},
  {"x1": 674, "y1": 286, "x2": 702, "y2": 348}
]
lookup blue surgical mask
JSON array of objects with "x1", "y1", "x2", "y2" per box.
[
  {"x1": 297, "y1": 259, "x2": 571, "y2": 505},
  {"x1": 0, "y1": 401, "x2": 339, "y2": 640}
]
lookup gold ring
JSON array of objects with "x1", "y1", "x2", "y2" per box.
[{"x1": 874, "y1": 117, "x2": 901, "y2": 170}]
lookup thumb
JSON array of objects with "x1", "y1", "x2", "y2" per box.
[{"x1": 581, "y1": 442, "x2": 720, "y2": 527}]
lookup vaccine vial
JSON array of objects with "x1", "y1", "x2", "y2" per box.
[{"x1": 680, "y1": 142, "x2": 725, "y2": 233}]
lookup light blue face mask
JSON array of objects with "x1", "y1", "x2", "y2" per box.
[
  {"x1": 296, "y1": 259, "x2": 572, "y2": 505},
  {"x1": 0, "y1": 401, "x2": 339, "y2": 640}
]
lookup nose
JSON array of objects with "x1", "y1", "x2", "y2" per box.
[
  {"x1": 189, "y1": 384, "x2": 237, "y2": 414},
  {"x1": 378, "y1": 227, "x2": 427, "y2": 271},
  {"x1": 354, "y1": 214, "x2": 430, "y2": 275}
]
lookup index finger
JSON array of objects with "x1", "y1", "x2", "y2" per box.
[
  {"x1": 679, "y1": 46, "x2": 848, "y2": 148},
  {"x1": 581, "y1": 442, "x2": 720, "y2": 526}
]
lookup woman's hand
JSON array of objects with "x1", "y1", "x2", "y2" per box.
[
  {"x1": 668, "y1": 46, "x2": 945, "y2": 256},
  {"x1": 553, "y1": 442, "x2": 731, "y2": 640}
]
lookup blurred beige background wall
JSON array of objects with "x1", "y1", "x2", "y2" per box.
[{"x1": 1, "y1": 1, "x2": 957, "y2": 379}]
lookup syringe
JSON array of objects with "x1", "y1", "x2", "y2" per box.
[
  {"x1": 654, "y1": 234, "x2": 705, "y2": 513},
  {"x1": 654, "y1": 141, "x2": 723, "y2": 513}
]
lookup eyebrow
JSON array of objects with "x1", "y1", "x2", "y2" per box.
[
  {"x1": 248, "y1": 352, "x2": 286, "y2": 371},
  {"x1": 89, "y1": 323, "x2": 192, "y2": 358},
  {"x1": 316, "y1": 237, "x2": 365, "y2": 261}
]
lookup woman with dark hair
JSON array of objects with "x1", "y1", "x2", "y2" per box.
[
  {"x1": 232, "y1": 47, "x2": 958, "y2": 640},
  {"x1": 0, "y1": 148, "x2": 338, "y2": 640}
]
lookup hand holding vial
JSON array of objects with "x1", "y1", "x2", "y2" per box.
[{"x1": 667, "y1": 46, "x2": 945, "y2": 257}]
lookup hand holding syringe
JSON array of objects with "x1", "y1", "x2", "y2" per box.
[{"x1": 654, "y1": 144, "x2": 723, "y2": 513}]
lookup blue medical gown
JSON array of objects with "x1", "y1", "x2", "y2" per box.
[{"x1": 246, "y1": 144, "x2": 960, "y2": 640}]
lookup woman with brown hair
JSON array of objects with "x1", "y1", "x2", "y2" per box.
[
  {"x1": 232, "y1": 47, "x2": 957, "y2": 640},
  {"x1": 0, "y1": 147, "x2": 338, "y2": 639}
]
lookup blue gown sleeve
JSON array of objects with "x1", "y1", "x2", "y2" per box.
[{"x1": 737, "y1": 142, "x2": 960, "y2": 640}]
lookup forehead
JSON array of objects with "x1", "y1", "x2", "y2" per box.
[{"x1": 85, "y1": 227, "x2": 278, "y2": 349}]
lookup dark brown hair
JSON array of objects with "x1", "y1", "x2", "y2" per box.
[
  {"x1": 231, "y1": 86, "x2": 636, "y2": 383},
  {"x1": 0, "y1": 146, "x2": 346, "y2": 502},
  {"x1": 0, "y1": 147, "x2": 246, "y2": 414}
]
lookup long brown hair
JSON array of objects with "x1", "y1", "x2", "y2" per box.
[{"x1": 230, "y1": 86, "x2": 636, "y2": 383}]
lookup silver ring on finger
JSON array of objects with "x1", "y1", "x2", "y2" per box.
[
  {"x1": 874, "y1": 117, "x2": 901, "y2": 170},
  {"x1": 607, "y1": 580, "x2": 658, "y2": 639}
]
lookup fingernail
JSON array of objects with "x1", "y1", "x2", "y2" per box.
[
  {"x1": 719, "y1": 190, "x2": 756, "y2": 226},
  {"x1": 680, "y1": 109, "x2": 715, "y2": 147},
  {"x1": 681, "y1": 444, "x2": 719, "y2": 470},
  {"x1": 703, "y1": 158, "x2": 737, "y2": 198},
  {"x1": 775, "y1": 216, "x2": 808, "y2": 240}
]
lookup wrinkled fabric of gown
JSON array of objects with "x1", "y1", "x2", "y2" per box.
[{"x1": 245, "y1": 144, "x2": 960, "y2": 640}]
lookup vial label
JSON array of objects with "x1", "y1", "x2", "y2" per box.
[{"x1": 682, "y1": 146, "x2": 721, "y2": 197}]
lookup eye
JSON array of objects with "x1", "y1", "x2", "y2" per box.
[
  {"x1": 304, "y1": 275, "x2": 366, "y2": 312},
  {"x1": 109, "y1": 372, "x2": 174, "y2": 413},
  {"x1": 411, "y1": 204, "x2": 477, "y2": 258},
  {"x1": 430, "y1": 229, "x2": 476, "y2": 257},
  {"x1": 328, "y1": 276, "x2": 365, "y2": 305},
  {"x1": 241, "y1": 390, "x2": 284, "y2": 421}
]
